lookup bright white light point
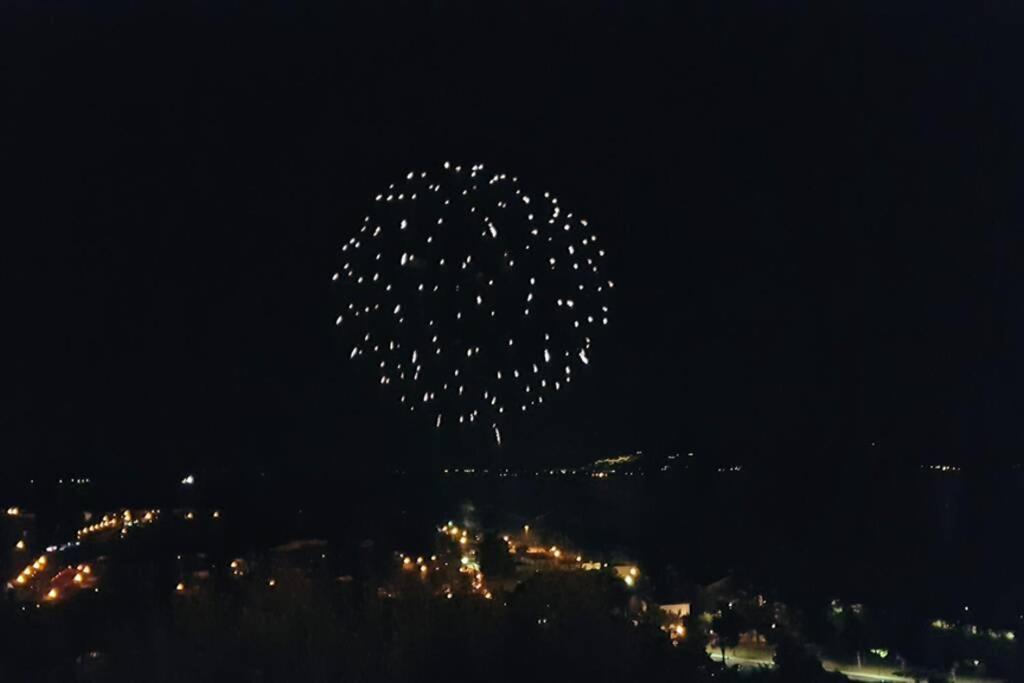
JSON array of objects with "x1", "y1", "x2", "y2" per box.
[
  {"x1": 332, "y1": 272, "x2": 339, "y2": 281},
  {"x1": 436, "y1": 415, "x2": 442, "y2": 428},
  {"x1": 335, "y1": 316, "x2": 343, "y2": 325},
  {"x1": 566, "y1": 299, "x2": 574, "y2": 308},
  {"x1": 579, "y1": 350, "x2": 589, "y2": 365},
  {"x1": 350, "y1": 347, "x2": 359, "y2": 359},
  {"x1": 489, "y1": 225, "x2": 497, "y2": 238},
  {"x1": 476, "y1": 295, "x2": 482, "y2": 305},
  {"x1": 393, "y1": 305, "x2": 401, "y2": 314},
  {"x1": 494, "y1": 425, "x2": 502, "y2": 445},
  {"x1": 400, "y1": 253, "x2": 408, "y2": 266}
]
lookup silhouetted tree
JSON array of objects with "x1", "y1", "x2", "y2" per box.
[{"x1": 712, "y1": 606, "x2": 743, "y2": 664}]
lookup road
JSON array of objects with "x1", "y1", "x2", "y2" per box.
[{"x1": 708, "y1": 648, "x2": 1003, "y2": 683}]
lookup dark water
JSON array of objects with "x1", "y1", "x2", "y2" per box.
[{"x1": 6, "y1": 465, "x2": 1024, "y2": 629}]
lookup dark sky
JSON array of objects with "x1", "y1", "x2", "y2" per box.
[{"x1": 4, "y1": 1, "x2": 1023, "y2": 477}]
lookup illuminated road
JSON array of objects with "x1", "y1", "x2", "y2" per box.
[{"x1": 708, "y1": 649, "x2": 1003, "y2": 683}]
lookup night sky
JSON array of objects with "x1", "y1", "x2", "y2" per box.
[{"x1": 5, "y1": 1, "x2": 1023, "y2": 477}]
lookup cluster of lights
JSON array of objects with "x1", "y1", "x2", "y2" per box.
[
  {"x1": 660, "y1": 622, "x2": 687, "y2": 644},
  {"x1": 77, "y1": 515, "x2": 118, "y2": 539},
  {"x1": 441, "y1": 522, "x2": 493, "y2": 600},
  {"x1": 77, "y1": 509, "x2": 159, "y2": 541},
  {"x1": 6, "y1": 506, "x2": 21, "y2": 516},
  {"x1": 440, "y1": 451, "x2": 667, "y2": 479},
  {"x1": 10, "y1": 554, "x2": 48, "y2": 588},
  {"x1": 504, "y1": 527, "x2": 600, "y2": 574},
  {"x1": 396, "y1": 521, "x2": 495, "y2": 601},
  {"x1": 42, "y1": 564, "x2": 97, "y2": 603},
  {"x1": 393, "y1": 516, "x2": 653, "y2": 627},
  {"x1": 400, "y1": 554, "x2": 438, "y2": 577},
  {"x1": 923, "y1": 464, "x2": 961, "y2": 472},
  {"x1": 334, "y1": 162, "x2": 611, "y2": 443},
  {"x1": 930, "y1": 619, "x2": 1015, "y2": 641}
]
